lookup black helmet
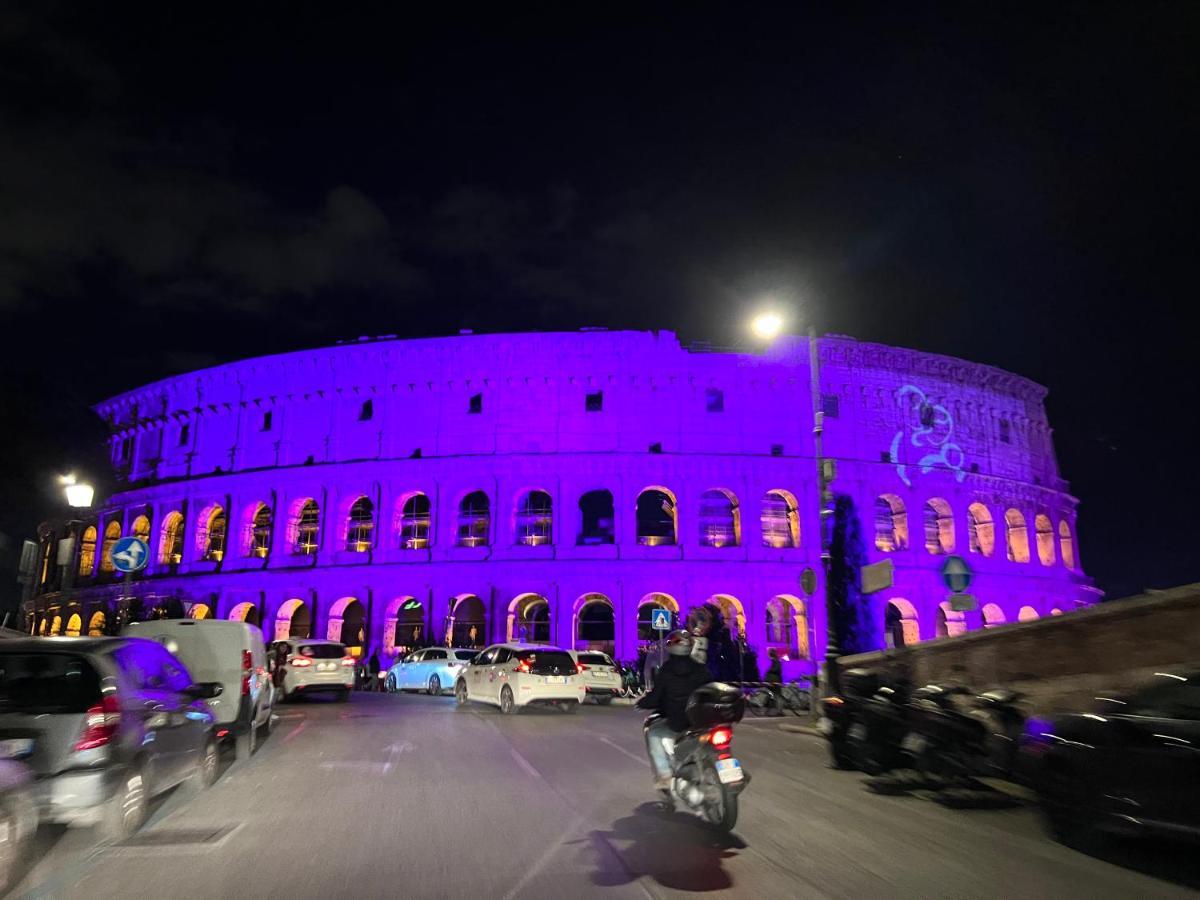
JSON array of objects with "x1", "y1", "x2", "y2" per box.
[{"x1": 665, "y1": 629, "x2": 694, "y2": 657}]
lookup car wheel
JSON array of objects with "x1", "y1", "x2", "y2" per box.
[
  {"x1": 236, "y1": 718, "x2": 258, "y2": 760},
  {"x1": 385, "y1": 674, "x2": 396, "y2": 693},
  {"x1": 0, "y1": 799, "x2": 22, "y2": 894},
  {"x1": 455, "y1": 680, "x2": 469, "y2": 707},
  {"x1": 428, "y1": 675, "x2": 441, "y2": 696},
  {"x1": 499, "y1": 686, "x2": 516, "y2": 715},
  {"x1": 561, "y1": 700, "x2": 577, "y2": 714},
  {"x1": 184, "y1": 739, "x2": 220, "y2": 795},
  {"x1": 101, "y1": 767, "x2": 148, "y2": 842}
]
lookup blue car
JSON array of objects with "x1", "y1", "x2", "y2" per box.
[{"x1": 386, "y1": 648, "x2": 479, "y2": 695}]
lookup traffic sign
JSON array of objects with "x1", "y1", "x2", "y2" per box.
[
  {"x1": 651, "y1": 608, "x2": 672, "y2": 631},
  {"x1": 861, "y1": 559, "x2": 894, "y2": 595},
  {"x1": 110, "y1": 537, "x2": 149, "y2": 573},
  {"x1": 940, "y1": 555, "x2": 972, "y2": 593},
  {"x1": 800, "y1": 567, "x2": 817, "y2": 597},
  {"x1": 949, "y1": 593, "x2": 977, "y2": 612}
]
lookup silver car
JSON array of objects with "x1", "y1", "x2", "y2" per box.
[{"x1": 386, "y1": 648, "x2": 478, "y2": 695}]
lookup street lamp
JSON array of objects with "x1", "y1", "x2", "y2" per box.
[
  {"x1": 749, "y1": 311, "x2": 841, "y2": 696},
  {"x1": 61, "y1": 474, "x2": 95, "y2": 509}
]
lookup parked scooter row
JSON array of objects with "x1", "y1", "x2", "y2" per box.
[{"x1": 819, "y1": 668, "x2": 1027, "y2": 785}]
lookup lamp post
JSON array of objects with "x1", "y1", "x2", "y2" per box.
[
  {"x1": 51, "y1": 475, "x2": 95, "y2": 636},
  {"x1": 749, "y1": 313, "x2": 841, "y2": 696}
]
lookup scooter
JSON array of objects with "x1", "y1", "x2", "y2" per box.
[
  {"x1": 904, "y1": 684, "x2": 1027, "y2": 783},
  {"x1": 643, "y1": 683, "x2": 750, "y2": 832}
]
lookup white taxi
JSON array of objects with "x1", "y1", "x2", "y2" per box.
[
  {"x1": 454, "y1": 643, "x2": 585, "y2": 714},
  {"x1": 570, "y1": 650, "x2": 621, "y2": 704}
]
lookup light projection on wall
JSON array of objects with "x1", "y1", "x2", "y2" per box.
[{"x1": 890, "y1": 385, "x2": 968, "y2": 487}]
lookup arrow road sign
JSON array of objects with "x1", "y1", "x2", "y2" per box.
[
  {"x1": 651, "y1": 608, "x2": 672, "y2": 631},
  {"x1": 940, "y1": 555, "x2": 972, "y2": 593},
  {"x1": 110, "y1": 537, "x2": 149, "y2": 573}
]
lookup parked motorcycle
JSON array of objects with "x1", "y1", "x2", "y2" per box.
[
  {"x1": 903, "y1": 684, "x2": 1027, "y2": 783},
  {"x1": 819, "y1": 668, "x2": 913, "y2": 772},
  {"x1": 644, "y1": 683, "x2": 750, "y2": 831},
  {"x1": 618, "y1": 660, "x2": 645, "y2": 698}
]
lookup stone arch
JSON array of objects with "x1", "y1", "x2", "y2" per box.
[
  {"x1": 923, "y1": 498, "x2": 954, "y2": 555},
  {"x1": 936, "y1": 602, "x2": 966, "y2": 638},
  {"x1": 131, "y1": 514, "x2": 151, "y2": 543},
  {"x1": 189, "y1": 603, "x2": 212, "y2": 620},
  {"x1": 1058, "y1": 520, "x2": 1076, "y2": 570},
  {"x1": 456, "y1": 491, "x2": 490, "y2": 547},
  {"x1": 397, "y1": 492, "x2": 432, "y2": 549},
  {"x1": 248, "y1": 502, "x2": 273, "y2": 558},
  {"x1": 574, "y1": 593, "x2": 615, "y2": 653},
  {"x1": 874, "y1": 494, "x2": 908, "y2": 552},
  {"x1": 885, "y1": 598, "x2": 919, "y2": 648},
  {"x1": 228, "y1": 601, "x2": 260, "y2": 627},
  {"x1": 967, "y1": 502, "x2": 995, "y2": 557},
  {"x1": 637, "y1": 593, "x2": 679, "y2": 641},
  {"x1": 761, "y1": 489, "x2": 800, "y2": 548},
  {"x1": 636, "y1": 486, "x2": 677, "y2": 546},
  {"x1": 1035, "y1": 514, "x2": 1055, "y2": 566},
  {"x1": 49, "y1": 614, "x2": 63, "y2": 636},
  {"x1": 766, "y1": 594, "x2": 810, "y2": 659},
  {"x1": 65, "y1": 613, "x2": 82, "y2": 637},
  {"x1": 710, "y1": 594, "x2": 746, "y2": 638},
  {"x1": 327, "y1": 596, "x2": 366, "y2": 654},
  {"x1": 1005, "y1": 509, "x2": 1030, "y2": 563},
  {"x1": 274, "y1": 598, "x2": 312, "y2": 641},
  {"x1": 87, "y1": 610, "x2": 107, "y2": 636},
  {"x1": 982, "y1": 603, "x2": 1006, "y2": 628},
  {"x1": 515, "y1": 489, "x2": 553, "y2": 546},
  {"x1": 159, "y1": 511, "x2": 184, "y2": 564},
  {"x1": 385, "y1": 596, "x2": 426, "y2": 653},
  {"x1": 1050, "y1": 607, "x2": 1064, "y2": 616},
  {"x1": 449, "y1": 594, "x2": 487, "y2": 647},
  {"x1": 197, "y1": 504, "x2": 227, "y2": 561},
  {"x1": 289, "y1": 498, "x2": 320, "y2": 555},
  {"x1": 78, "y1": 525, "x2": 97, "y2": 576},
  {"x1": 100, "y1": 520, "x2": 121, "y2": 572},
  {"x1": 345, "y1": 497, "x2": 375, "y2": 552},
  {"x1": 507, "y1": 593, "x2": 551, "y2": 643},
  {"x1": 698, "y1": 488, "x2": 740, "y2": 548},
  {"x1": 578, "y1": 489, "x2": 615, "y2": 544},
  {"x1": 1018, "y1": 605, "x2": 1039, "y2": 622}
]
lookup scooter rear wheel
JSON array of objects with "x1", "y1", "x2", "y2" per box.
[{"x1": 699, "y1": 760, "x2": 739, "y2": 831}]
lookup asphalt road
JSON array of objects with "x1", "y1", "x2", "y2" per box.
[{"x1": 7, "y1": 693, "x2": 1199, "y2": 899}]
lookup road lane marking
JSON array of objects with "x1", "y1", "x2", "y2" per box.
[
  {"x1": 599, "y1": 736, "x2": 648, "y2": 766},
  {"x1": 509, "y1": 747, "x2": 542, "y2": 780},
  {"x1": 283, "y1": 720, "x2": 308, "y2": 742}
]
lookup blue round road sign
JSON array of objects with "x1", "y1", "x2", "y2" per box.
[
  {"x1": 940, "y1": 555, "x2": 972, "y2": 593},
  {"x1": 110, "y1": 536, "x2": 150, "y2": 573}
]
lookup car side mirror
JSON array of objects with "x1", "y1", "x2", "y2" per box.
[{"x1": 186, "y1": 682, "x2": 224, "y2": 700}]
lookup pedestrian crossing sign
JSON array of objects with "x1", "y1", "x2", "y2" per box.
[{"x1": 651, "y1": 609, "x2": 672, "y2": 631}]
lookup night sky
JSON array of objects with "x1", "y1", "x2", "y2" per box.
[{"x1": 1, "y1": 3, "x2": 1197, "y2": 611}]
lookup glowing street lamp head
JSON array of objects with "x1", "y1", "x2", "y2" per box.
[
  {"x1": 61, "y1": 475, "x2": 95, "y2": 508},
  {"x1": 750, "y1": 311, "x2": 785, "y2": 341}
]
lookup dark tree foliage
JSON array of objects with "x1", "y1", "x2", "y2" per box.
[{"x1": 830, "y1": 493, "x2": 879, "y2": 655}]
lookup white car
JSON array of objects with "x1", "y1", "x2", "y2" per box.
[
  {"x1": 270, "y1": 639, "x2": 355, "y2": 701},
  {"x1": 385, "y1": 647, "x2": 478, "y2": 695},
  {"x1": 454, "y1": 644, "x2": 585, "y2": 714},
  {"x1": 570, "y1": 650, "x2": 621, "y2": 704}
]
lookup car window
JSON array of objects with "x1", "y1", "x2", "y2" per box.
[
  {"x1": 115, "y1": 642, "x2": 191, "y2": 692},
  {"x1": 407, "y1": 650, "x2": 425, "y2": 663},
  {"x1": 578, "y1": 653, "x2": 613, "y2": 667},
  {"x1": 425, "y1": 650, "x2": 447, "y2": 661},
  {"x1": 1128, "y1": 677, "x2": 1200, "y2": 719},
  {"x1": 297, "y1": 644, "x2": 345, "y2": 660},
  {"x1": 454, "y1": 650, "x2": 478, "y2": 662},
  {"x1": 494, "y1": 648, "x2": 512, "y2": 664},
  {"x1": 0, "y1": 652, "x2": 102, "y2": 713},
  {"x1": 474, "y1": 647, "x2": 498, "y2": 666}
]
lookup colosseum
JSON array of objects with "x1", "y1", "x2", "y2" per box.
[{"x1": 25, "y1": 329, "x2": 1097, "y2": 677}]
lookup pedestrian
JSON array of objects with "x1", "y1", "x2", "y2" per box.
[
  {"x1": 368, "y1": 650, "x2": 381, "y2": 692},
  {"x1": 765, "y1": 648, "x2": 784, "y2": 716}
]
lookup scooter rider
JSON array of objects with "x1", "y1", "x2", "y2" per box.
[{"x1": 637, "y1": 629, "x2": 712, "y2": 790}]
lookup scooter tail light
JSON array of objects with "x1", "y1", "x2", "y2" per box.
[{"x1": 709, "y1": 727, "x2": 733, "y2": 749}]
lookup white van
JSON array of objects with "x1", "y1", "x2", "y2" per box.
[{"x1": 122, "y1": 620, "x2": 274, "y2": 759}]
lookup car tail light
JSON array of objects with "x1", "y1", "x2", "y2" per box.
[
  {"x1": 515, "y1": 661, "x2": 531, "y2": 673},
  {"x1": 576, "y1": 663, "x2": 585, "y2": 674},
  {"x1": 242, "y1": 649, "x2": 252, "y2": 695},
  {"x1": 341, "y1": 656, "x2": 356, "y2": 667},
  {"x1": 290, "y1": 657, "x2": 313, "y2": 667},
  {"x1": 709, "y1": 727, "x2": 733, "y2": 750},
  {"x1": 75, "y1": 694, "x2": 120, "y2": 751}
]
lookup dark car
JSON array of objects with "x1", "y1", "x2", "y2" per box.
[
  {"x1": 1029, "y1": 670, "x2": 1200, "y2": 848},
  {"x1": 0, "y1": 638, "x2": 223, "y2": 841}
]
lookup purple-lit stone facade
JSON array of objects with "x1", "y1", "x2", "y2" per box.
[{"x1": 29, "y1": 331, "x2": 1095, "y2": 676}]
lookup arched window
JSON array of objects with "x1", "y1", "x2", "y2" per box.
[
  {"x1": 160, "y1": 512, "x2": 184, "y2": 564},
  {"x1": 227, "y1": 602, "x2": 260, "y2": 627},
  {"x1": 885, "y1": 599, "x2": 919, "y2": 648},
  {"x1": 250, "y1": 504, "x2": 273, "y2": 558},
  {"x1": 78, "y1": 526, "x2": 97, "y2": 576},
  {"x1": 456, "y1": 491, "x2": 490, "y2": 547},
  {"x1": 99, "y1": 521, "x2": 121, "y2": 572},
  {"x1": 450, "y1": 595, "x2": 487, "y2": 646},
  {"x1": 1059, "y1": 520, "x2": 1076, "y2": 569},
  {"x1": 346, "y1": 497, "x2": 374, "y2": 552},
  {"x1": 923, "y1": 498, "x2": 954, "y2": 555},
  {"x1": 765, "y1": 596, "x2": 810, "y2": 659},
  {"x1": 874, "y1": 495, "x2": 908, "y2": 552},
  {"x1": 711, "y1": 594, "x2": 746, "y2": 638},
  {"x1": 1018, "y1": 606, "x2": 1039, "y2": 622},
  {"x1": 967, "y1": 502, "x2": 995, "y2": 557},
  {"x1": 326, "y1": 598, "x2": 364, "y2": 653},
  {"x1": 1005, "y1": 509, "x2": 1030, "y2": 563},
  {"x1": 516, "y1": 490, "x2": 553, "y2": 546},
  {"x1": 636, "y1": 488, "x2": 677, "y2": 546},
  {"x1": 65, "y1": 613, "x2": 82, "y2": 637},
  {"x1": 131, "y1": 515, "x2": 151, "y2": 543},
  {"x1": 698, "y1": 489, "x2": 740, "y2": 548},
  {"x1": 575, "y1": 594, "x2": 615, "y2": 653},
  {"x1": 87, "y1": 611, "x2": 107, "y2": 636},
  {"x1": 294, "y1": 500, "x2": 320, "y2": 554},
  {"x1": 203, "y1": 507, "x2": 226, "y2": 561},
  {"x1": 274, "y1": 598, "x2": 312, "y2": 641},
  {"x1": 936, "y1": 603, "x2": 967, "y2": 638},
  {"x1": 1034, "y1": 514, "x2": 1055, "y2": 566},
  {"x1": 982, "y1": 603, "x2": 1006, "y2": 628},
  {"x1": 508, "y1": 594, "x2": 551, "y2": 643},
  {"x1": 391, "y1": 598, "x2": 425, "y2": 651},
  {"x1": 578, "y1": 490, "x2": 614, "y2": 545},
  {"x1": 399, "y1": 494, "x2": 431, "y2": 549},
  {"x1": 761, "y1": 490, "x2": 800, "y2": 549}
]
